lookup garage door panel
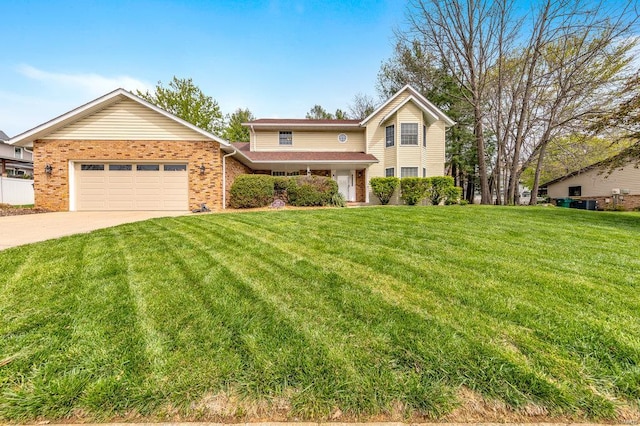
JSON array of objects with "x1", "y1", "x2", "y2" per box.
[
  {"x1": 77, "y1": 162, "x2": 188, "y2": 211},
  {"x1": 109, "y1": 200, "x2": 135, "y2": 210}
]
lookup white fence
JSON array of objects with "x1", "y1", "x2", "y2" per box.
[{"x1": 0, "y1": 177, "x2": 35, "y2": 205}]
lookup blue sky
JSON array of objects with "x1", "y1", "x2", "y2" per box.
[{"x1": 0, "y1": 0, "x2": 405, "y2": 136}]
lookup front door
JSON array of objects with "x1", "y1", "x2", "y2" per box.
[{"x1": 336, "y1": 170, "x2": 350, "y2": 201}]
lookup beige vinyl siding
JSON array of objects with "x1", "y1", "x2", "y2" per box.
[
  {"x1": 425, "y1": 121, "x2": 445, "y2": 176},
  {"x1": 396, "y1": 103, "x2": 423, "y2": 173},
  {"x1": 385, "y1": 139, "x2": 397, "y2": 170},
  {"x1": 547, "y1": 164, "x2": 640, "y2": 198},
  {"x1": 365, "y1": 92, "x2": 413, "y2": 203},
  {"x1": 397, "y1": 102, "x2": 423, "y2": 126},
  {"x1": 252, "y1": 130, "x2": 365, "y2": 151},
  {"x1": 44, "y1": 99, "x2": 207, "y2": 140}
]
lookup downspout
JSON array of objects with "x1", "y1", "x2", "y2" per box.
[{"x1": 222, "y1": 149, "x2": 237, "y2": 209}]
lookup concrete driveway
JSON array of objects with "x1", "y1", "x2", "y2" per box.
[{"x1": 0, "y1": 211, "x2": 189, "y2": 250}]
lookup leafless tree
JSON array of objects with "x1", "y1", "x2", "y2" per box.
[
  {"x1": 405, "y1": 0, "x2": 638, "y2": 205},
  {"x1": 348, "y1": 93, "x2": 378, "y2": 120}
]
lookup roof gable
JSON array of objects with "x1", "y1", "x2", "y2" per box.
[
  {"x1": 9, "y1": 89, "x2": 229, "y2": 147},
  {"x1": 361, "y1": 85, "x2": 455, "y2": 127},
  {"x1": 378, "y1": 95, "x2": 440, "y2": 125}
]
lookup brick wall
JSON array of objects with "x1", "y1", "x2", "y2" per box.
[
  {"x1": 33, "y1": 139, "x2": 221, "y2": 211},
  {"x1": 588, "y1": 194, "x2": 640, "y2": 211},
  {"x1": 224, "y1": 155, "x2": 252, "y2": 207}
]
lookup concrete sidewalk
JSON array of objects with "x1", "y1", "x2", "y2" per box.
[{"x1": 0, "y1": 211, "x2": 189, "y2": 250}]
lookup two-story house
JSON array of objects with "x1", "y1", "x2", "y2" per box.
[
  {"x1": 229, "y1": 85, "x2": 454, "y2": 203},
  {"x1": 9, "y1": 85, "x2": 452, "y2": 211},
  {"x1": 0, "y1": 130, "x2": 34, "y2": 178}
]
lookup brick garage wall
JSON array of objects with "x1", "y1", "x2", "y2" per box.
[
  {"x1": 33, "y1": 139, "x2": 221, "y2": 211},
  {"x1": 224, "y1": 155, "x2": 252, "y2": 207}
]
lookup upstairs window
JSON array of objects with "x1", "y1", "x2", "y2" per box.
[
  {"x1": 14, "y1": 147, "x2": 22, "y2": 159},
  {"x1": 401, "y1": 123, "x2": 419, "y2": 145},
  {"x1": 385, "y1": 125, "x2": 395, "y2": 147},
  {"x1": 401, "y1": 167, "x2": 419, "y2": 178},
  {"x1": 385, "y1": 167, "x2": 395, "y2": 177},
  {"x1": 279, "y1": 131, "x2": 293, "y2": 145}
]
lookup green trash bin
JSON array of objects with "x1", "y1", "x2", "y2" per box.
[{"x1": 556, "y1": 198, "x2": 572, "y2": 207}]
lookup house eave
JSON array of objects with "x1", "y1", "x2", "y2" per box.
[{"x1": 9, "y1": 89, "x2": 231, "y2": 148}]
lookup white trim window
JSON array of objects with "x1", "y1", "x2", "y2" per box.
[
  {"x1": 401, "y1": 167, "x2": 419, "y2": 178},
  {"x1": 279, "y1": 131, "x2": 293, "y2": 145},
  {"x1": 14, "y1": 147, "x2": 23, "y2": 159},
  {"x1": 401, "y1": 123, "x2": 419, "y2": 145},
  {"x1": 385, "y1": 125, "x2": 395, "y2": 148},
  {"x1": 385, "y1": 167, "x2": 395, "y2": 177}
]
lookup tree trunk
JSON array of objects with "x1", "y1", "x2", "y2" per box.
[
  {"x1": 530, "y1": 143, "x2": 548, "y2": 205},
  {"x1": 465, "y1": 173, "x2": 475, "y2": 203},
  {"x1": 474, "y1": 107, "x2": 491, "y2": 204}
]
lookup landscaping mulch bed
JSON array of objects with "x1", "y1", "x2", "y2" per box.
[{"x1": 0, "y1": 204, "x2": 50, "y2": 216}]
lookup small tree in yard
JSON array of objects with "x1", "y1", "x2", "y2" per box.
[{"x1": 370, "y1": 177, "x2": 400, "y2": 205}]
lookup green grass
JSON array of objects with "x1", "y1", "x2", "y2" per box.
[{"x1": 1, "y1": 206, "x2": 639, "y2": 422}]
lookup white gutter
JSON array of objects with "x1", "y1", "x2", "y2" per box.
[{"x1": 222, "y1": 149, "x2": 237, "y2": 209}]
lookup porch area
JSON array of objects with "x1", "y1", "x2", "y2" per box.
[{"x1": 253, "y1": 167, "x2": 367, "y2": 203}]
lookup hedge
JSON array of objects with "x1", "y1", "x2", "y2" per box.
[
  {"x1": 398, "y1": 176, "x2": 462, "y2": 206},
  {"x1": 400, "y1": 177, "x2": 430, "y2": 205},
  {"x1": 288, "y1": 175, "x2": 339, "y2": 206},
  {"x1": 230, "y1": 174, "x2": 342, "y2": 208},
  {"x1": 229, "y1": 175, "x2": 274, "y2": 208},
  {"x1": 370, "y1": 177, "x2": 400, "y2": 205},
  {"x1": 428, "y1": 176, "x2": 456, "y2": 205}
]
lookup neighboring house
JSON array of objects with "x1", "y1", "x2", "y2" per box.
[
  {"x1": 0, "y1": 130, "x2": 34, "y2": 178},
  {"x1": 234, "y1": 85, "x2": 454, "y2": 203},
  {"x1": 8, "y1": 85, "x2": 453, "y2": 211},
  {"x1": 542, "y1": 155, "x2": 640, "y2": 210}
]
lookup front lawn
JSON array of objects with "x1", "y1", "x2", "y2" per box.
[{"x1": 0, "y1": 206, "x2": 638, "y2": 422}]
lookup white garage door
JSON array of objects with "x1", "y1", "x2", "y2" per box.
[{"x1": 76, "y1": 162, "x2": 188, "y2": 211}]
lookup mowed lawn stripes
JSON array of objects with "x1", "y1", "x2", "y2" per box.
[{"x1": 0, "y1": 206, "x2": 638, "y2": 422}]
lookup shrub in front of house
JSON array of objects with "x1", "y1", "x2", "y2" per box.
[
  {"x1": 443, "y1": 186, "x2": 463, "y2": 205},
  {"x1": 229, "y1": 174, "x2": 275, "y2": 208},
  {"x1": 288, "y1": 175, "x2": 339, "y2": 206},
  {"x1": 370, "y1": 177, "x2": 400, "y2": 205},
  {"x1": 400, "y1": 177, "x2": 430, "y2": 205},
  {"x1": 429, "y1": 176, "x2": 456, "y2": 205}
]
